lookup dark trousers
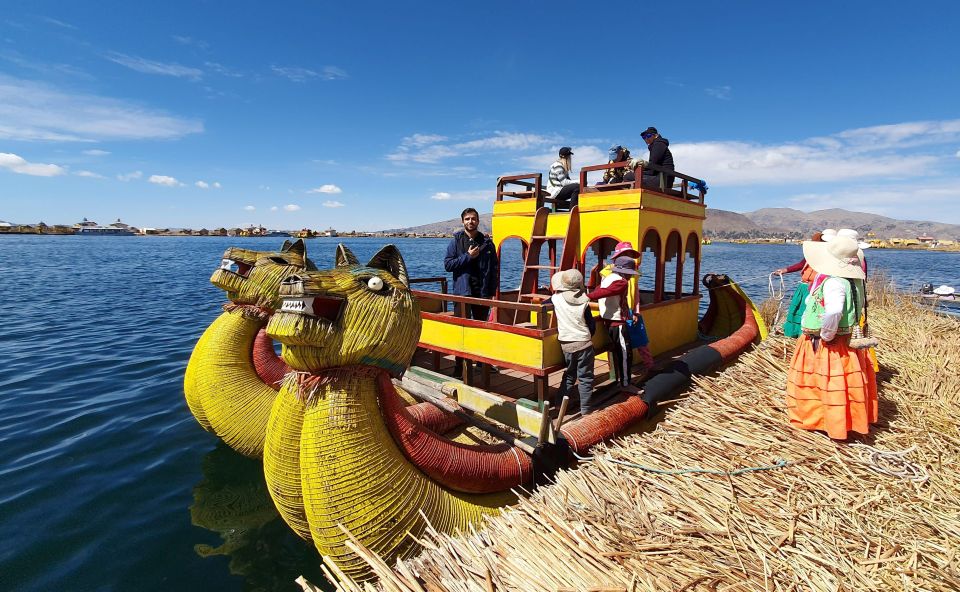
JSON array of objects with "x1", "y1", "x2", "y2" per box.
[
  {"x1": 623, "y1": 172, "x2": 674, "y2": 191},
  {"x1": 454, "y1": 303, "x2": 490, "y2": 375},
  {"x1": 554, "y1": 183, "x2": 580, "y2": 210},
  {"x1": 606, "y1": 322, "x2": 633, "y2": 387},
  {"x1": 557, "y1": 345, "x2": 596, "y2": 414}
]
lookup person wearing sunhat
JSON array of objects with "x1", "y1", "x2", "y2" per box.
[
  {"x1": 932, "y1": 285, "x2": 956, "y2": 299},
  {"x1": 547, "y1": 146, "x2": 580, "y2": 210},
  {"x1": 587, "y1": 245, "x2": 641, "y2": 390},
  {"x1": 551, "y1": 270, "x2": 598, "y2": 414},
  {"x1": 786, "y1": 236, "x2": 878, "y2": 440}
]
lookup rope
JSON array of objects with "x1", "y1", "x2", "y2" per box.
[
  {"x1": 848, "y1": 442, "x2": 929, "y2": 485},
  {"x1": 572, "y1": 450, "x2": 789, "y2": 476},
  {"x1": 768, "y1": 272, "x2": 786, "y2": 330}
]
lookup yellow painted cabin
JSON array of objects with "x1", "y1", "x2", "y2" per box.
[{"x1": 410, "y1": 164, "x2": 708, "y2": 403}]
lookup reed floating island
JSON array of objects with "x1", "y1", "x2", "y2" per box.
[
  {"x1": 311, "y1": 279, "x2": 960, "y2": 591},
  {"x1": 185, "y1": 161, "x2": 774, "y2": 580}
]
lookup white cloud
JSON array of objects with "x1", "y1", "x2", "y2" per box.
[
  {"x1": 0, "y1": 152, "x2": 65, "y2": 176},
  {"x1": 149, "y1": 174, "x2": 182, "y2": 187},
  {"x1": 271, "y1": 65, "x2": 347, "y2": 82},
  {"x1": 518, "y1": 145, "x2": 607, "y2": 173},
  {"x1": 388, "y1": 131, "x2": 562, "y2": 164},
  {"x1": 75, "y1": 170, "x2": 105, "y2": 178},
  {"x1": 429, "y1": 190, "x2": 490, "y2": 201},
  {"x1": 213, "y1": 181, "x2": 221, "y2": 189},
  {"x1": 283, "y1": 204, "x2": 301, "y2": 211},
  {"x1": 244, "y1": 205, "x2": 256, "y2": 211},
  {"x1": 308, "y1": 184, "x2": 342, "y2": 194},
  {"x1": 705, "y1": 85, "x2": 732, "y2": 100},
  {"x1": 104, "y1": 52, "x2": 203, "y2": 80},
  {"x1": 204, "y1": 61, "x2": 243, "y2": 78},
  {"x1": 82, "y1": 149, "x2": 110, "y2": 156},
  {"x1": 195, "y1": 180, "x2": 209, "y2": 189},
  {"x1": 259, "y1": 184, "x2": 271, "y2": 190},
  {"x1": 0, "y1": 74, "x2": 203, "y2": 142},
  {"x1": 270, "y1": 206, "x2": 278, "y2": 211},
  {"x1": 956, "y1": 150, "x2": 960, "y2": 158},
  {"x1": 40, "y1": 16, "x2": 77, "y2": 30},
  {"x1": 322, "y1": 200, "x2": 345, "y2": 208},
  {"x1": 117, "y1": 171, "x2": 142, "y2": 181},
  {"x1": 172, "y1": 36, "x2": 210, "y2": 50},
  {"x1": 320, "y1": 66, "x2": 348, "y2": 80}
]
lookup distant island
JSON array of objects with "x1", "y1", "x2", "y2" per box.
[{"x1": 4, "y1": 208, "x2": 960, "y2": 250}]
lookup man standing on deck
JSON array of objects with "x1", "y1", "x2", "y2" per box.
[{"x1": 444, "y1": 207, "x2": 499, "y2": 375}]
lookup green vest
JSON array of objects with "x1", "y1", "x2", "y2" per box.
[{"x1": 801, "y1": 277, "x2": 863, "y2": 333}]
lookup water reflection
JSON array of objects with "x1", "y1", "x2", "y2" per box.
[{"x1": 190, "y1": 443, "x2": 329, "y2": 592}]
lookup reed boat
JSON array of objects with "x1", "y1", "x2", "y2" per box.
[{"x1": 196, "y1": 160, "x2": 767, "y2": 579}]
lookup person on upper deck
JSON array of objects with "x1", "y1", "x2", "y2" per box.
[
  {"x1": 624, "y1": 127, "x2": 675, "y2": 191},
  {"x1": 547, "y1": 146, "x2": 580, "y2": 210},
  {"x1": 600, "y1": 145, "x2": 632, "y2": 185}
]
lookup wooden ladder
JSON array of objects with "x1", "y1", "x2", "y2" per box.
[{"x1": 513, "y1": 205, "x2": 582, "y2": 324}]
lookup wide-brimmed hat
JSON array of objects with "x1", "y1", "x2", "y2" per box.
[
  {"x1": 933, "y1": 285, "x2": 956, "y2": 296},
  {"x1": 610, "y1": 241, "x2": 640, "y2": 259},
  {"x1": 552, "y1": 269, "x2": 588, "y2": 305},
  {"x1": 821, "y1": 228, "x2": 838, "y2": 242},
  {"x1": 837, "y1": 228, "x2": 871, "y2": 249},
  {"x1": 612, "y1": 255, "x2": 639, "y2": 276},
  {"x1": 802, "y1": 236, "x2": 864, "y2": 280}
]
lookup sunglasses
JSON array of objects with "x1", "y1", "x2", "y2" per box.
[{"x1": 641, "y1": 133, "x2": 654, "y2": 139}]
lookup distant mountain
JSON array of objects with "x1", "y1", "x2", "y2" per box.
[{"x1": 386, "y1": 207, "x2": 960, "y2": 241}]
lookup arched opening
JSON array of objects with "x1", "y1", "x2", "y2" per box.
[
  {"x1": 663, "y1": 231, "x2": 683, "y2": 300},
  {"x1": 638, "y1": 229, "x2": 661, "y2": 305},
  {"x1": 581, "y1": 236, "x2": 619, "y2": 291},
  {"x1": 685, "y1": 233, "x2": 700, "y2": 296}
]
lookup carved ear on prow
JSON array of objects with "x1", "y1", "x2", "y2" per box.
[
  {"x1": 283, "y1": 238, "x2": 306, "y2": 258},
  {"x1": 280, "y1": 239, "x2": 293, "y2": 251},
  {"x1": 367, "y1": 245, "x2": 409, "y2": 287},
  {"x1": 335, "y1": 244, "x2": 360, "y2": 268}
]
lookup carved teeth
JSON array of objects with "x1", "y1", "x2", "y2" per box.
[{"x1": 281, "y1": 297, "x2": 315, "y2": 315}]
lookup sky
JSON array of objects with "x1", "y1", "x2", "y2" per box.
[{"x1": 1, "y1": 0, "x2": 959, "y2": 230}]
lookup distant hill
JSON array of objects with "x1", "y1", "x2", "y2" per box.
[{"x1": 387, "y1": 207, "x2": 960, "y2": 241}]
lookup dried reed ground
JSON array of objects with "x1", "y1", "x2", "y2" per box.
[{"x1": 318, "y1": 287, "x2": 960, "y2": 592}]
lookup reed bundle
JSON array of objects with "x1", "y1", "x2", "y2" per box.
[{"x1": 315, "y1": 286, "x2": 960, "y2": 591}]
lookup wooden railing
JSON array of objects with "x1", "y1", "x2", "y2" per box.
[
  {"x1": 495, "y1": 173, "x2": 563, "y2": 210},
  {"x1": 578, "y1": 162, "x2": 707, "y2": 204},
  {"x1": 411, "y1": 289, "x2": 555, "y2": 330}
]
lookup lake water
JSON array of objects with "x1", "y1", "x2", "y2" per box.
[{"x1": 1, "y1": 236, "x2": 957, "y2": 592}]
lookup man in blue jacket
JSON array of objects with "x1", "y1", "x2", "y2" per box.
[{"x1": 444, "y1": 207, "x2": 499, "y2": 374}]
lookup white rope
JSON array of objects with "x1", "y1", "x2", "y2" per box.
[
  {"x1": 768, "y1": 272, "x2": 786, "y2": 330},
  {"x1": 848, "y1": 442, "x2": 929, "y2": 485}
]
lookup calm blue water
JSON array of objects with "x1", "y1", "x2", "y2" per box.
[{"x1": 0, "y1": 236, "x2": 957, "y2": 592}]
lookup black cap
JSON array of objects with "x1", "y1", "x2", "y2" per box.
[
  {"x1": 558, "y1": 146, "x2": 573, "y2": 157},
  {"x1": 642, "y1": 126, "x2": 658, "y2": 137}
]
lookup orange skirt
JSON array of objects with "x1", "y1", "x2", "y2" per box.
[{"x1": 786, "y1": 334, "x2": 878, "y2": 439}]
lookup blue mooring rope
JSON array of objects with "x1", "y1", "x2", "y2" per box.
[{"x1": 572, "y1": 450, "x2": 789, "y2": 476}]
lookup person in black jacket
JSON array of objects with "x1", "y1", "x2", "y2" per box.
[
  {"x1": 624, "y1": 126, "x2": 675, "y2": 191},
  {"x1": 443, "y1": 207, "x2": 499, "y2": 375}
]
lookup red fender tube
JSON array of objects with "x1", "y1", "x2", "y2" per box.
[
  {"x1": 252, "y1": 328, "x2": 290, "y2": 390},
  {"x1": 378, "y1": 373, "x2": 533, "y2": 494}
]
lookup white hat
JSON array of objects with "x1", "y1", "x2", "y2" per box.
[
  {"x1": 802, "y1": 236, "x2": 865, "y2": 280},
  {"x1": 552, "y1": 269, "x2": 588, "y2": 305},
  {"x1": 933, "y1": 285, "x2": 955, "y2": 296},
  {"x1": 837, "y1": 228, "x2": 871, "y2": 250},
  {"x1": 821, "y1": 228, "x2": 838, "y2": 242}
]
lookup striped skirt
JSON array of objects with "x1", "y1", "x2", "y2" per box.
[
  {"x1": 781, "y1": 282, "x2": 809, "y2": 338},
  {"x1": 786, "y1": 334, "x2": 878, "y2": 439}
]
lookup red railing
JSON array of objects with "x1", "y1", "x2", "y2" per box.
[{"x1": 578, "y1": 162, "x2": 707, "y2": 204}]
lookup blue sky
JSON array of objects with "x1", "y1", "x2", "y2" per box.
[{"x1": 1, "y1": 1, "x2": 959, "y2": 230}]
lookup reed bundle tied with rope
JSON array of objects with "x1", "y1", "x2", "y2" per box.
[{"x1": 316, "y1": 279, "x2": 960, "y2": 591}]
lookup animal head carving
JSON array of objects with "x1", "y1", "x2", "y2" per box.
[
  {"x1": 266, "y1": 244, "x2": 420, "y2": 376},
  {"x1": 210, "y1": 239, "x2": 316, "y2": 311}
]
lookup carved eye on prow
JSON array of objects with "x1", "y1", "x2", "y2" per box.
[
  {"x1": 279, "y1": 274, "x2": 305, "y2": 296},
  {"x1": 367, "y1": 276, "x2": 384, "y2": 291},
  {"x1": 268, "y1": 256, "x2": 289, "y2": 265}
]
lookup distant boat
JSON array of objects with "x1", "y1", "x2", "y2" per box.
[
  {"x1": 701, "y1": 238, "x2": 712, "y2": 245},
  {"x1": 76, "y1": 226, "x2": 134, "y2": 236}
]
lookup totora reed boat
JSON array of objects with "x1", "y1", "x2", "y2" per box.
[{"x1": 185, "y1": 159, "x2": 766, "y2": 580}]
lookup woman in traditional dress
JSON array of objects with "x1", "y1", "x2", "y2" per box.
[
  {"x1": 775, "y1": 231, "x2": 823, "y2": 338},
  {"x1": 786, "y1": 236, "x2": 878, "y2": 439}
]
